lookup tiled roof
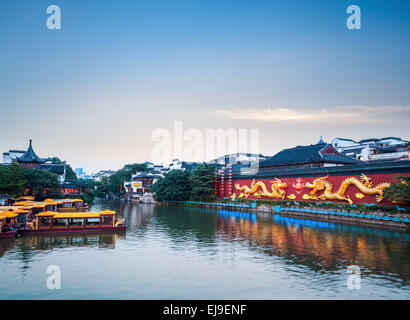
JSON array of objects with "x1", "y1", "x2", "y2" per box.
[
  {"x1": 41, "y1": 163, "x2": 65, "y2": 175},
  {"x1": 17, "y1": 140, "x2": 47, "y2": 163},
  {"x1": 259, "y1": 143, "x2": 361, "y2": 168}
]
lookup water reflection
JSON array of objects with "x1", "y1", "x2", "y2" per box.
[
  {"x1": 1, "y1": 201, "x2": 409, "y2": 299},
  {"x1": 214, "y1": 209, "x2": 410, "y2": 283},
  {"x1": 18, "y1": 233, "x2": 124, "y2": 251},
  {"x1": 0, "y1": 238, "x2": 15, "y2": 257}
]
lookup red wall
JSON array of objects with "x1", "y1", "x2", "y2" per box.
[{"x1": 219, "y1": 172, "x2": 410, "y2": 206}]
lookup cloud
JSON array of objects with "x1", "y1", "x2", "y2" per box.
[{"x1": 213, "y1": 105, "x2": 410, "y2": 124}]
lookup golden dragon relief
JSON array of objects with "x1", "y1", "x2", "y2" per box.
[
  {"x1": 235, "y1": 179, "x2": 287, "y2": 199},
  {"x1": 304, "y1": 174, "x2": 391, "y2": 204}
]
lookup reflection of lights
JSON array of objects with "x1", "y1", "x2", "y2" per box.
[
  {"x1": 273, "y1": 214, "x2": 336, "y2": 230},
  {"x1": 220, "y1": 210, "x2": 258, "y2": 224}
]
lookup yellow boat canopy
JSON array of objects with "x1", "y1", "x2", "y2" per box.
[
  {"x1": 36, "y1": 210, "x2": 115, "y2": 219},
  {"x1": 44, "y1": 198, "x2": 82, "y2": 204},
  {"x1": 0, "y1": 207, "x2": 29, "y2": 214},
  {"x1": 13, "y1": 201, "x2": 34, "y2": 206},
  {"x1": 0, "y1": 212, "x2": 19, "y2": 219},
  {"x1": 16, "y1": 196, "x2": 35, "y2": 201}
]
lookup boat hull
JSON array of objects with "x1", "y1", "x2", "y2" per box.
[
  {"x1": 19, "y1": 225, "x2": 126, "y2": 236},
  {"x1": 0, "y1": 230, "x2": 17, "y2": 239}
]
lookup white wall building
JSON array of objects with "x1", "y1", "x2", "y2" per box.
[
  {"x1": 331, "y1": 137, "x2": 409, "y2": 161},
  {"x1": 92, "y1": 170, "x2": 116, "y2": 182}
]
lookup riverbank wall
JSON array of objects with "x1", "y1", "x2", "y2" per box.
[
  {"x1": 162, "y1": 200, "x2": 410, "y2": 229},
  {"x1": 217, "y1": 160, "x2": 410, "y2": 206}
]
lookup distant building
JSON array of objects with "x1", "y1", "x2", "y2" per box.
[
  {"x1": 168, "y1": 159, "x2": 199, "y2": 171},
  {"x1": 331, "y1": 137, "x2": 409, "y2": 161},
  {"x1": 123, "y1": 171, "x2": 163, "y2": 203},
  {"x1": 91, "y1": 170, "x2": 116, "y2": 182},
  {"x1": 2, "y1": 140, "x2": 66, "y2": 183},
  {"x1": 75, "y1": 168, "x2": 93, "y2": 180},
  {"x1": 209, "y1": 153, "x2": 270, "y2": 172}
]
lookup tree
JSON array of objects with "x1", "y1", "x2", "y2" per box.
[
  {"x1": 189, "y1": 163, "x2": 216, "y2": 201},
  {"x1": 78, "y1": 178, "x2": 96, "y2": 190},
  {"x1": 0, "y1": 163, "x2": 25, "y2": 196},
  {"x1": 97, "y1": 163, "x2": 148, "y2": 197},
  {"x1": 22, "y1": 167, "x2": 61, "y2": 198},
  {"x1": 151, "y1": 170, "x2": 192, "y2": 201},
  {"x1": 95, "y1": 176, "x2": 110, "y2": 197},
  {"x1": 385, "y1": 176, "x2": 410, "y2": 205},
  {"x1": 52, "y1": 157, "x2": 77, "y2": 181},
  {"x1": 65, "y1": 164, "x2": 78, "y2": 181}
]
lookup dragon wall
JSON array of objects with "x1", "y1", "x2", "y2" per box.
[{"x1": 219, "y1": 172, "x2": 410, "y2": 206}]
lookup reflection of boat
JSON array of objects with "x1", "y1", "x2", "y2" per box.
[
  {"x1": 19, "y1": 211, "x2": 126, "y2": 235},
  {"x1": 0, "y1": 212, "x2": 18, "y2": 238}
]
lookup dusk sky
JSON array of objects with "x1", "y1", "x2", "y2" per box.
[{"x1": 1, "y1": 0, "x2": 409, "y2": 174}]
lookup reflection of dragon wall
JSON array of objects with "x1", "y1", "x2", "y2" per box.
[
  {"x1": 235, "y1": 179, "x2": 287, "y2": 199},
  {"x1": 232, "y1": 174, "x2": 391, "y2": 204}
]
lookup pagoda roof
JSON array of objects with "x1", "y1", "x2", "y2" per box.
[{"x1": 17, "y1": 140, "x2": 48, "y2": 163}]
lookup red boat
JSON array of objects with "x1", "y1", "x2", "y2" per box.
[{"x1": 19, "y1": 210, "x2": 126, "y2": 235}]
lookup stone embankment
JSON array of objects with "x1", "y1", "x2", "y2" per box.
[{"x1": 162, "y1": 201, "x2": 410, "y2": 229}]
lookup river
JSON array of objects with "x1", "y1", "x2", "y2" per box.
[{"x1": 0, "y1": 200, "x2": 409, "y2": 299}]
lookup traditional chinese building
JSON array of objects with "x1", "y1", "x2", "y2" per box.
[
  {"x1": 218, "y1": 139, "x2": 410, "y2": 206},
  {"x1": 123, "y1": 171, "x2": 163, "y2": 203},
  {"x1": 2, "y1": 140, "x2": 66, "y2": 182}
]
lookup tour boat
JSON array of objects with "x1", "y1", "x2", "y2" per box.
[
  {"x1": 19, "y1": 210, "x2": 126, "y2": 235},
  {"x1": 12, "y1": 199, "x2": 88, "y2": 213},
  {"x1": 47, "y1": 199, "x2": 88, "y2": 212},
  {"x1": 0, "y1": 212, "x2": 18, "y2": 238}
]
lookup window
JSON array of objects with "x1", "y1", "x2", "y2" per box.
[
  {"x1": 86, "y1": 218, "x2": 100, "y2": 225},
  {"x1": 39, "y1": 217, "x2": 51, "y2": 226},
  {"x1": 101, "y1": 215, "x2": 113, "y2": 225},
  {"x1": 53, "y1": 219, "x2": 68, "y2": 226},
  {"x1": 70, "y1": 218, "x2": 84, "y2": 226}
]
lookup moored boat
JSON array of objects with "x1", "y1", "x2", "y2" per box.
[
  {"x1": 0, "y1": 212, "x2": 18, "y2": 239},
  {"x1": 19, "y1": 210, "x2": 126, "y2": 235}
]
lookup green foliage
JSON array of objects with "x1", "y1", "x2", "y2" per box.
[
  {"x1": 109, "y1": 163, "x2": 148, "y2": 196},
  {"x1": 80, "y1": 189, "x2": 96, "y2": 205},
  {"x1": 52, "y1": 157, "x2": 77, "y2": 181},
  {"x1": 189, "y1": 163, "x2": 217, "y2": 201},
  {"x1": 65, "y1": 164, "x2": 78, "y2": 181},
  {"x1": 151, "y1": 170, "x2": 192, "y2": 201},
  {"x1": 385, "y1": 176, "x2": 410, "y2": 205},
  {"x1": 22, "y1": 167, "x2": 61, "y2": 198},
  {"x1": 51, "y1": 157, "x2": 62, "y2": 164},
  {"x1": 78, "y1": 178, "x2": 96, "y2": 190},
  {"x1": 95, "y1": 163, "x2": 148, "y2": 197},
  {"x1": 0, "y1": 163, "x2": 25, "y2": 196},
  {"x1": 95, "y1": 176, "x2": 110, "y2": 197}
]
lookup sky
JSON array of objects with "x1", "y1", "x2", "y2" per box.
[{"x1": 1, "y1": 0, "x2": 409, "y2": 174}]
